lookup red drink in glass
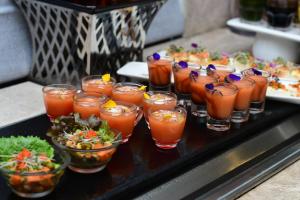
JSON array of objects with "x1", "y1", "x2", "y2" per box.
[
  {"x1": 73, "y1": 92, "x2": 108, "y2": 119},
  {"x1": 226, "y1": 74, "x2": 255, "y2": 123},
  {"x1": 147, "y1": 55, "x2": 173, "y2": 90},
  {"x1": 82, "y1": 75, "x2": 116, "y2": 97},
  {"x1": 100, "y1": 101, "x2": 142, "y2": 143},
  {"x1": 42, "y1": 84, "x2": 76, "y2": 120},
  {"x1": 190, "y1": 70, "x2": 218, "y2": 117},
  {"x1": 205, "y1": 83, "x2": 238, "y2": 131},
  {"x1": 143, "y1": 91, "x2": 177, "y2": 127},
  {"x1": 148, "y1": 107, "x2": 187, "y2": 149},
  {"x1": 242, "y1": 68, "x2": 271, "y2": 114},
  {"x1": 112, "y1": 82, "x2": 145, "y2": 107}
]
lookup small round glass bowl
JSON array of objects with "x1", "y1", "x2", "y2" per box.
[
  {"x1": 52, "y1": 130, "x2": 122, "y2": 174},
  {"x1": 0, "y1": 149, "x2": 70, "y2": 198}
]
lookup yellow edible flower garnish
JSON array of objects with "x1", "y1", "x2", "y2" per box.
[
  {"x1": 139, "y1": 85, "x2": 147, "y2": 91},
  {"x1": 163, "y1": 113, "x2": 172, "y2": 119},
  {"x1": 144, "y1": 93, "x2": 150, "y2": 99},
  {"x1": 103, "y1": 100, "x2": 117, "y2": 108},
  {"x1": 102, "y1": 74, "x2": 110, "y2": 82}
]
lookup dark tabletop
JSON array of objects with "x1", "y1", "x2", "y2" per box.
[
  {"x1": 36, "y1": 0, "x2": 163, "y2": 14},
  {"x1": 0, "y1": 100, "x2": 299, "y2": 200}
]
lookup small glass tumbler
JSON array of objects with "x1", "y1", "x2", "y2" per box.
[
  {"x1": 190, "y1": 70, "x2": 218, "y2": 118},
  {"x1": 242, "y1": 69, "x2": 271, "y2": 114},
  {"x1": 226, "y1": 75, "x2": 256, "y2": 123},
  {"x1": 147, "y1": 55, "x2": 173, "y2": 91},
  {"x1": 82, "y1": 75, "x2": 116, "y2": 97},
  {"x1": 112, "y1": 82, "x2": 145, "y2": 107},
  {"x1": 42, "y1": 84, "x2": 77, "y2": 120},
  {"x1": 205, "y1": 83, "x2": 238, "y2": 131},
  {"x1": 143, "y1": 91, "x2": 177, "y2": 128},
  {"x1": 148, "y1": 107, "x2": 187, "y2": 149},
  {"x1": 99, "y1": 101, "x2": 143, "y2": 143},
  {"x1": 73, "y1": 91, "x2": 108, "y2": 119},
  {"x1": 173, "y1": 62, "x2": 201, "y2": 107}
]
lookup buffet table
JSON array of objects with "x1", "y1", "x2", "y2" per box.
[{"x1": 0, "y1": 100, "x2": 299, "y2": 199}]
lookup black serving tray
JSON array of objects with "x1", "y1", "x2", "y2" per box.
[
  {"x1": 36, "y1": 0, "x2": 163, "y2": 14},
  {"x1": 0, "y1": 100, "x2": 299, "y2": 200}
]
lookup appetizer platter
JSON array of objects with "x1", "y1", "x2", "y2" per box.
[{"x1": 118, "y1": 43, "x2": 300, "y2": 104}]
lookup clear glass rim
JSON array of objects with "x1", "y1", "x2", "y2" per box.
[
  {"x1": 173, "y1": 62, "x2": 201, "y2": 70},
  {"x1": 0, "y1": 148, "x2": 70, "y2": 176},
  {"x1": 81, "y1": 75, "x2": 116, "y2": 84},
  {"x1": 99, "y1": 101, "x2": 139, "y2": 115},
  {"x1": 52, "y1": 129, "x2": 122, "y2": 153},
  {"x1": 113, "y1": 82, "x2": 145, "y2": 94},
  {"x1": 241, "y1": 68, "x2": 271, "y2": 78},
  {"x1": 148, "y1": 106, "x2": 187, "y2": 119},
  {"x1": 225, "y1": 75, "x2": 256, "y2": 87},
  {"x1": 146, "y1": 55, "x2": 174, "y2": 62},
  {"x1": 144, "y1": 91, "x2": 177, "y2": 104},
  {"x1": 74, "y1": 91, "x2": 108, "y2": 105},
  {"x1": 42, "y1": 84, "x2": 77, "y2": 94},
  {"x1": 206, "y1": 82, "x2": 239, "y2": 96}
]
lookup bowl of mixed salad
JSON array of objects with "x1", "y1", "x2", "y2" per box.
[
  {"x1": 49, "y1": 114, "x2": 122, "y2": 174},
  {"x1": 0, "y1": 136, "x2": 70, "y2": 198}
]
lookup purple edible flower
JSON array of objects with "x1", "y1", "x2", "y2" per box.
[
  {"x1": 205, "y1": 83, "x2": 214, "y2": 90},
  {"x1": 191, "y1": 70, "x2": 199, "y2": 77},
  {"x1": 191, "y1": 43, "x2": 198, "y2": 48},
  {"x1": 270, "y1": 62, "x2": 276, "y2": 68},
  {"x1": 153, "y1": 53, "x2": 160, "y2": 60},
  {"x1": 178, "y1": 61, "x2": 188, "y2": 68},
  {"x1": 252, "y1": 68, "x2": 262, "y2": 76},
  {"x1": 207, "y1": 64, "x2": 216, "y2": 71},
  {"x1": 228, "y1": 74, "x2": 241, "y2": 81}
]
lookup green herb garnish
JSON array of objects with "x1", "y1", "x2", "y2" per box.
[{"x1": 210, "y1": 52, "x2": 222, "y2": 60}]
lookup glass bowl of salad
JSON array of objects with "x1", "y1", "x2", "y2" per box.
[
  {"x1": 0, "y1": 136, "x2": 70, "y2": 198},
  {"x1": 49, "y1": 114, "x2": 122, "y2": 173}
]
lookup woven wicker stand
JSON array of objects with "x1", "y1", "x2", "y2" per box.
[{"x1": 14, "y1": 0, "x2": 165, "y2": 85}]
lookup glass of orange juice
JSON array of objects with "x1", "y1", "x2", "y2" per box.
[
  {"x1": 225, "y1": 74, "x2": 256, "y2": 123},
  {"x1": 242, "y1": 68, "x2": 271, "y2": 114},
  {"x1": 147, "y1": 53, "x2": 173, "y2": 91},
  {"x1": 73, "y1": 92, "x2": 108, "y2": 119},
  {"x1": 99, "y1": 100, "x2": 143, "y2": 143},
  {"x1": 206, "y1": 64, "x2": 235, "y2": 82},
  {"x1": 143, "y1": 91, "x2": 177, "y2": 128},
  {"x1": 82, "y1": 74, "x2": 116, "y2": 97},
  {"x1": 112, "y1": 82, "x2": 146, "y2": 107},
  {"x1": 173, "y1": 61, "x2": 200, "y2": 106},
  {"x1": 148, "y1": 107, "x2": 187, "y2": 149},
  {"x1": 190, "y1": 70, "x2": 218, "y2": 118},
  {"x1": 42, "y1": 84, "x2": 77, "y2": 120},
  {"x1": 205, "y1": 82, "x2": 238, "y2": 131}
]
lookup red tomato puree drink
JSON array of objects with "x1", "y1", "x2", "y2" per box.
[
  {"x1": 73, "y1": 92, "x2": 108, "y2": 119},
  {"x1": 99, "y1": 100, "x2": 142, "y2": 143},
  {"x1": 112, "y1": 82, "x2": 145, "y2": 107},
  {"x1": 173, "y1": 61, "x2": 200, "y2": 106},
  {"x1": 205, "y1": 83, "x2": 238, "y2": 131},
  {"x1": 190, "y1": 70, "x2": 218, "y2": 117},
  {"x1": 43, "y1": 84, "x2": 77, "y2": 120},
  {"x1": 82, "y1": 74, "x2": 116, "y2": 97},
  {"x1": 242, "y1": 68, "x2": 270, "y2": 114},
  {"x1": 225, "y1": 74, "x2": 255, "y2": 123},
  {"x1": 143, "y1": 91, "x2": 177, "y2": 128},
  {"x1": 148, "y1": 107, "x2": 187, "y2": 149},
  {"x1": 147, "y1": 54, "x2": 173, "y2": 91}
]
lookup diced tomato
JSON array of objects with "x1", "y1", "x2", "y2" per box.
[
  {"x1": 9, "y1": 175, "x2": 22, "y2": 185},
  {"x1": 85, "y1": 130, "x2": 97, "y2": 139}
]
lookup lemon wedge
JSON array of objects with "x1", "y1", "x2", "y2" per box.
[
  {"x1": 139, "y1": 85, "x2": 147, "y2": 91},
  {"x1": 144, "y1": 93, "x2": 150, "y2": 99},
  {"x1": 103, "y1": 100, "x2": 117, "y2": 108},
  {"x1": 102, "y1": 74, "x2": 110, "y2": 82},
  {"x1": 163, "y1": 113, "x2": 172, "y2": 120}
]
